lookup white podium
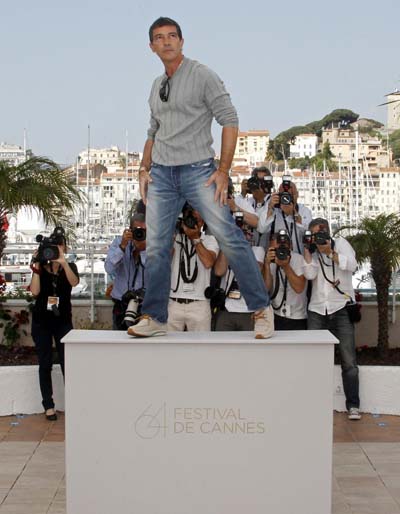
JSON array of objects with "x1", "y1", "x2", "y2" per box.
[{"x1": 63, "y1": 330, "x2": 337, "y2": 514}]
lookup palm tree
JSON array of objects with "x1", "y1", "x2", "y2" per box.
[
  {"x1": 0, "y1": 156, "x2": 83, "y2": 259},
  {"x1": 341, "y1": 214, "x2": 400, "y2": 353}
]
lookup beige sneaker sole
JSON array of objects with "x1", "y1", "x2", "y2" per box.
[{"x1": 127, "y1": 327, "x2": 167, "y2": 337}]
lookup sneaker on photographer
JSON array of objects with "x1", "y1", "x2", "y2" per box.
[
  {"x1": 254, "y1": 305, "x2": 274, "y2": 339},
  {"x1": 127, "y1": 314, "x2": 167, "y2": 337}
]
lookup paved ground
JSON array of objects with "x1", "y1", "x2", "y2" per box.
[{"x1": 0, "y1": 412, "x2": 400, "y2": 513}]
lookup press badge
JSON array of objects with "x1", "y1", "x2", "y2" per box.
[
  {"x1": 228, "y1": 290, "x2": 242, "y2": 300},
  {"x1": 47, "y1": 296, "x2": 60, "y2": 311},
  {"x1": 182, "y1": 283, "x2": 195, "y2": 293}
]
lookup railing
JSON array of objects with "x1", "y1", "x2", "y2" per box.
[{"x1": 1, "y1": 243, "x2": 112, "y2": 323}]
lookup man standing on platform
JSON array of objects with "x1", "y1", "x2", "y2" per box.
[{"x1": 128, "y1": 16, "x2": 273, "y2": 339}]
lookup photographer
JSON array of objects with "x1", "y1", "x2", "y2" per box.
[
  {"x1": 257, "y1": 177, "x2": 312, "y2": 254},
  {"x1": 213, "y1": 217, "x2": 264, "y2": 331},
  {"x1": 303, "y1": 218, "x2": 361, "y2": 420},
  {"x1": 263, "y1": 230, "x2": 307, "y2": 330},
  {"x1": 168, "y1": 203, "x2": 219, "y2": 331},
  {"x1": 105, "y1": 203, "x2": 146, "y2": 330},
  {"x1": 30, "y1": 227, "x2": 79, "y2": 421}
]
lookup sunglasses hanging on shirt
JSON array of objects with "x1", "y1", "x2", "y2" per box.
[{"x1": 159, "y1": 76, "x2": 171, "y2": 102}]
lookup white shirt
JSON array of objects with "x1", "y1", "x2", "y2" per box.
[
  {"x1": 233, "y1": 194, "x2": 258, "y2": 216},
  {"x1": 303, "y1": 236, "x2": 357, "y2": 315},
  {"x1": 269, "y1": 252, "x2": 307, "y2": 319},
  {"x1": 257, "y1": 203, "x2": 313, "y2": 254},
  {"x1": 221, "y1": 246, "x2": 265, "y2": 313},
  {"x1": 170, "y1": 234, "x2": 219, "y2": 300}
]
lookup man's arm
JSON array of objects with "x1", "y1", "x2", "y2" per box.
[
  {"x1": 205, "y1": 126, "x2": 238, "y2": 206},
  {"x1": 214, "y1": 251, "x2": 229, "y2": 277},
  {"x1": 139, "y1": 139, "x2": 154, "y2": 204},
  {"x1": 227, "y1": 198, "x2": 259, "y2": 228}
]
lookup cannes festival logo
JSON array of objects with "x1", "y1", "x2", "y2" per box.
[
  {"x1": 134, "y1": 403, "x2": 266, "y2": 439},
  {"x1": 134, "y1": 403, "x2": 168, "y2": 439}
]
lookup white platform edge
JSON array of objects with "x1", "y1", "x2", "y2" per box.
[{"x1": 62, "y1": 329, "x2": 338, "y2": 345}]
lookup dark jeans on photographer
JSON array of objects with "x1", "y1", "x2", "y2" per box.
[
  {"x1": 31, "y1": 320, "x2": 72, "y2": 411},
  {"x1": 274, "y1": 314, "x2": 307, "y2": 330},
  {"x1": 112, "y1": 300, "x2": 126, "y2": 330},
  {"x1": 215, "y1": 311, "x2": 254, "y2": 331},
  {"x1": 308, "y1": 307, "x2": 360, "y2": 410}
]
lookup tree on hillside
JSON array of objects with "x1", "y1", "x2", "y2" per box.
[
  {"x1": 389, "y1": 129, "x2": 400, "y2": 161},
  {"x1": 341, "y1": 214, "x2": 400, "y2": 353},
  {"x1": 306, "y1": 109, "x2": 359, "y2": 136},
  {"x1": 0, "y1": 157, "x2": 83, "y2": 259}
]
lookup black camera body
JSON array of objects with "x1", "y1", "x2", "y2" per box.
[
  {"x1": 35, "y1": 227, "x2": 65, "y2": 264},
  {"x1": 247, "y1": 175, "x2": 274, "y2": 194},
  {"x1": 233, "y1": 211, "x2": 244, "y2": 227},
  {"x1": 274, "y1": 230, "x2": 291, "y2": 262},
  {"x1": 276, "y1": 175, "x2": 293, "y2": 208},
  {"x1": 204, "y1": 286, "x2": 226, "y2": 312},
  {"x1": 177, "y1": 206, "x2": 198, "y2": 233},
  {"x1": 121, "y1": 288, "x2": 145, "y2": 327},
  {"x1": 314, "y1": 231, "x2": 330, "y2": 246},
  {"x1": 303, "y1": 230, "x2": 331, "y2": 253}
]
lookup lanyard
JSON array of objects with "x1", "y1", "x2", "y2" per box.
[{"x1": 172, "y1": 235, "x2": 199, "y2": 291}]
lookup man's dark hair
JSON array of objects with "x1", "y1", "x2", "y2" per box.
[
  {"x1": 308, "y1": 218, "x2": 330, "y2": 235},
  {"x1": 149, "y1": 17, "x2": 183, "y2": 42}
]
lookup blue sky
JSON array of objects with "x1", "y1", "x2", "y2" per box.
[{"x1": 1, "y1": 0, "x2": 399, "y2": 163}]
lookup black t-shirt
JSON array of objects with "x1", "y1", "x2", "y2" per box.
[{"x1": 32, "y1": 263, "x2": 79, "y2": 325}]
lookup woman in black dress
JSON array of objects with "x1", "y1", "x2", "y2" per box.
[{"x1": 30, "y1": 229, "x2": 79, "y2": 420}]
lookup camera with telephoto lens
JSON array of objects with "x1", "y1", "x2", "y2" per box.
[
  {"x1": 274, "y1": 229, "x2": 291, "y2": 261},
  {"x1": 34, "y1": 226, "x2": 66, "y2": 264},
  {"x1": 121, "y1": 288, "x2": 145, "y2": 328},
  {"x1": 204, "y1": 286, "x2": 226, "y2": 312},
  {"x1": 176, "y1": 206, "x2": 198, "y2": 233},
  {"x1": 132, "y1": 227, "x2": 146, "y2": 241},
  {"x1": 276, "y1": 175, "x2": 293, "y2": 207},
  {"x1": 247, "y1": 175, "x2": 274, "y2": 194}
]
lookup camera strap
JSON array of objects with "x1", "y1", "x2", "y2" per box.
[
  {"x1": 172, "y1": 235, "x2": 199, "y2": 291},
  {"x1": 270, "y1": 266, "x2": 288, "y2": 310},
  {"x1": 317, "y1": 252, "x2": 351, "y2": 300},
  {"x1": 49, "y1": 262, "x2": 62, "y2": 296},
  {"x1": 127, "y1": 251, "x2": 145, "y2": 292},
  {"x1": 282, "y1": 212, "x2": 301, "y2": 254}
]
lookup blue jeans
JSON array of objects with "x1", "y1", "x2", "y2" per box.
[
  {"x1": 141, "y1": 158, "x2": 270, "y2": 323},
  {"x1": 308, "y1": 308, "x2": 360, "y2": 410}
]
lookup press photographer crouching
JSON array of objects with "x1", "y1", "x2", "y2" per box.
[
  {"x1": 303, "y1": 218, "x2": 361, "y2": 420},
  {"x1": 168, "y1": 203, "x2": 219, "y2": 331},
  {"x1": 263, "y1": 229, "x2": 307, "y2": 330},
  {"x1": 104, "y1": 202, "x2": 146, "y2": 330},
  {"x1": 213, "y1": 215, "x2": 265, "y2": 331},
  {"x1": 30, "y1": 227, "x2": 79, "y2": 421}
]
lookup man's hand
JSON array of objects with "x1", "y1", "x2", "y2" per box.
[
  {"x1": 183, "y1": 223, "x2": 201, "y2": 240},
  {"x1": 53, "y1": 245, "x2": 67, "y2": 265},
  {"x1": 265, "y1": 248, "x2": 275, "y2": 265},
  {"x1": 139, "y1": 169, "x2": 153, "y2": 205},
  {"x1": 227, "y1": 197, "x2": 236, "y2": 212},
  {"x1": 120, "y1": 229, "x2": 133, "y2": 250},
  {"x1": 276, "y1": 254, "x2": 291, "y2": 269},
  {"x1": 205, "y1": 169, "x2": 229, "y2": 206}
]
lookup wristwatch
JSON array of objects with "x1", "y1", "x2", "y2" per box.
[{"x1": 192, "y1": 238, "x2": 202, "y2": 246}]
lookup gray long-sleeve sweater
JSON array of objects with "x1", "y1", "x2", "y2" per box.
[{"x1": 147, "y1": 57, "x2": 239, "y2": 166}]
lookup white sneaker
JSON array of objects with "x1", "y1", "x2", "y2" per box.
[
  {"x1": 348, "y1": 407, "x2": 361, "y2": 420},
  {"x1": 254, "y1": 305, "x2": 274, "y2": 339},
  {"x1": 127, "y1": 315, "x2": 167, "y2": 337}
]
